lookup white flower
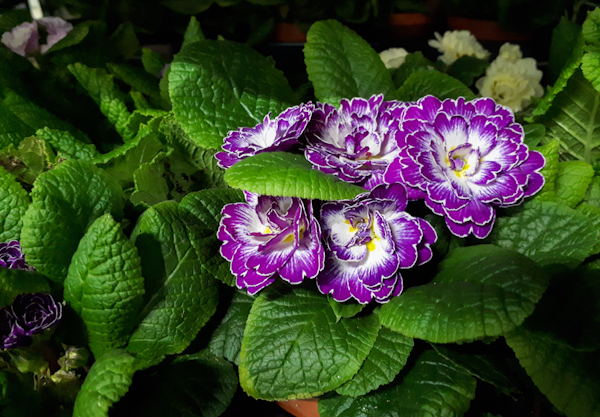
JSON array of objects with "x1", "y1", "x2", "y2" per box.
[
  {"x1": 379, "y1": 47, "x2": 409, "y2": 69},
  {"x1": 428, "y1": 30, "x2": 489, "y2": 66},
  {"x1": 475, "y1": 44, "x2": 543, "y2": 112}
]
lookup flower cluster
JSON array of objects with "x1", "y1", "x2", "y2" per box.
[
  {"x1": 476, "y1": 43, "x2": 544, "y2": 112},
  {"x1": 379, "y1": 47, "x2": 409, "y2": 69},
  {"x1": 216, "y1": 94, "x2": 544, "y2": 302},
  {"x1": 1, "y1": 293, "x2": 62, "y2": 349},
  {"x1": 0, "y1": 240, "x2": 35, "y2": 271},
  {"x1": 428, "y1": 30, "x2": 489, "y2": 66},
  {"x1": 1, "y1": 17, "x2": 73, "y2": 57}
]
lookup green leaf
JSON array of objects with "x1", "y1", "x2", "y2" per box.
[
  {"x1": 68, "y1": 63, "x2": 132, "y2": 140},
  {"x1": 539, "y1": 69, "x2": 600, "y2": 162},
  {"x1": 584, "y1": 175, "x2": 600, "y2": 207},
  {"x1": 64, "y1": 214, "x2": 145, "y2": 358},
  {"x1": 581, "y1": 45, "x2": 600, "y2": 92},
  {"x1": 446, "y1": 56, "x2": 489, "y2": 87},
  {"x1": 182, "y1": 16, "x2": 205, "y2": 48},
  {"x1": 582, "y1": 8, "x2": 600, "y2": 44},
  {"x1": 396, "y1": 70, "x2": 476, "y2": 102},
  {"x1": 0, "y1": 268, "x2": 50, "y2": 308},
  {"x1": 73, "y1": 349, "x2": 136, "y2": 417},
  {"x1": 505, "y1": 326, "x2": 600, "y2": 417},
  {"x1": 523, "y1": 124, "x2": 545, "y2": 148},
  {"x1": 36, "y1": 128, "x2": 99, "y2": 160},
  {"x1": 2, "y1": 90, "x2": 90, "y2": 144},
  {"x1": 109, "y1": 21, "x2": 140, "y2": 61},
  {"x1": 108, "y1": 63, "x2": 161, "y2": 101},
  {"x1": 0, "y1": 166, "x2": 29, "y2": 242},
  {"x1": 127, "y1": 200, "x2": 219, "y2": 369},
  {"x1": 328, "y1": 297, "x2": 365, "y2": 322},
  {"x1": 178, "y1": 188, "x2": 245, "y2": 234},
  {"x1": 239, "y1": 288, "x2": 380, "y2": 400},
  {"x1": 224, "y1": 152, "x2": 365, "y2": 200},
  {"x1": 93, "y1": 132, "x2": 163, "y2": 185},
  {"x1": 335, "y1": 327, "x2": 413, "y2": 397},
  {"x1": 304, "y1": 20, "x2": 395, "y2": 106},
  {"x1": 0, "y1": 136, "x2": 58, "y2": 185},
  {"x1": 169, "y1": 40, "x2": 296, "y2": 149},
  {"x1": 379, "y1": 245, "x2": 548, "y2": 343},
  {"x1": 208, "y1": 291, "x2": 255, "y2": 365},
  {"x1": 20, "y1": 159, "x2": 124, "y2": 283},
  {"x1": 162, "y1": 0, "x2": 214, "y2": 14},
  {"x1": 491, "y1": 201, "x2": 598, "y2": 268},
  {"x1": 141, "y1": 48, "x2": 167, "y2": 77},
  {"x1": 554, "y1": 160, "x2": 595, "y2": 207},
  {"x1": 318, "y1": 350, "x2": 476, "y2": 417},
  {"x1": 533, "y1": 140, "x2": 560, "y2": 201},
  {"x1": 391, "y1": 51, "x2": 432, "y2": 89},
  {"x1": 0, "y1": 101, "x2": 36, "y2": 149},
  {"x1": 45, "y1": 22, "x2": 90, "y2": 53},
  {"x1": 548, "y1": 17, "x2": 582, "y2": 82}
]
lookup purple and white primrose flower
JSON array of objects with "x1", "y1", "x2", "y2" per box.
[
  {"x1": 317, "y1": 183, "x2": 436, "y2": 304},
  {"x1": 215, "y1": 103, "x2": 314, "y2": 169},
  {"x1": 0, "y1": 240, "x2": 35, "y2": 271},
  {"x1": 1, "y1": 17, "x2": 73, "y2": 57},
  {"x1": 384, "y1": 96, "x2": 545, "y2": 239},
  {"x1": 303, "y1": 95, "x2": 414, "y2": 193},
  {"x1": 218, "y1": 192, "x2": 325, "y2": 294}
]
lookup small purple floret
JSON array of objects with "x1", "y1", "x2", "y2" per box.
[
  {"x1": 317, "y1": 183, "x2": 436, "y2": 304},
  {"x1": 0, "y1": 293, "x2": 62, "y2": 349},
  {"x1": 216, "y1": 103, "x2": 315, "y2": 169},
  {"x1": 0, "y1": 240, "x2": 35, "y2": 271},
  {"x1": 384, "y1": 96, "x2": 545, "y2": 239},
  {"x1": 218, "y1": 193, "x2": 325, "y2": 295},
  {"x1": 303, "y1": 95, "x2": 411, "y2": 192}
]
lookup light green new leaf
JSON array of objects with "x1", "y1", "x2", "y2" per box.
[
  {"x1": 64, "y1": 214, "x2": 145, "y2": 358},
  {"x1": 0, "y1": 269, "x2": 50, "y2": 308},
  {"x1": 396, "y1": 70, "x2": 475, "y2": 102},
  {"x1": 36, "y1": 128, "x2": 99, "y2": 160},
  {"x1": 540, "y1": 69, "x2": 600, "y2": 162},
  {"x1": 491, "y1": 201, "x2": 598, "y2": 268},
  {"x1": 68, "y1": 63, "x2": 132, "y2": 140},
  {"x1": 127, "y1": 201, "x2": 219, "y2": 369},
  {"x1": 0, "y1": 166, "x2": 29, "y2": 242},
  {"x1": 224, "y1": 152, "x2": 365, "y2": 200},
  {"x1": 169, "y1": 40, "x2": 296, "y2": 149},
  {"x1": 182, "y1": 16, "x2": 205, "y2": 48},
  {"x1": 304, "y1": 20, "x2": 395, "y2": 106},
  {"x1": 239, "y1": 288, "x2": 380, "y2": 400},
  {"x1": 318, "y1": 350, "x2": 476, "y2": 417},
  {"x1": 208, "y1": 290, "x2": 255, "y2": 365},
  {"x1": 73, "y1": 349, "x2": 136, "y2": 417},
  {"x1": 20, "y1": 159, "x2": 124, "y2": 283},
  {"x1": 335, "y1": 327, "x2": 413, "y2": 397},
  {"x1": 379, "y1": 245, "x2": 547, "y2": 343},
  {"x1": 554, "y1": 160, "x2": 595, "y2": 207},
  {"x1": 506, "y1": 327, "x2": 600, "y2": 417}
]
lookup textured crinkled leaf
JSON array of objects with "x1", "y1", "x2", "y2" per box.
[
  {"x1": 581, "y1": 46, "x2": 600, "y2": 92},
  {"x1": 304, "y1": 20, "x2": 395, "y2": 106},
  {"x1": 224, "y1": 152, "x2": 365, "y2": 200},
  {"x1": 447, "y1": 56, "x2": 489, "y2": 87},
  {"x1": 169, "y1": 40, "x2": 296, "y2": 149},
  {"x1": 239, "y1": 288, "x2": 380, "y2": 400},
  {"x1": 318, "y1": 350, "x2": 476, "y2": 417},
  {"x1": 129, "y1": 155, "x2": 170, "y2": 207},
  {"x1": 533, "y1": 140, "x2": 560, "y2": 201},
  {"x1": 0, "y1": 166, "x2": 29, "y2": 242},
  {"x1": 396, "y1": 69, "x2": 475, "y2": 102},
  {"x1": 379, "y1": 245, "x2": 547, "y2": 343},
  {"x1": 20, "y1": 159, "x2": 124, "y2": 283},
  {"x1": 392, "y1": 51, "x2": 433, "y2": 89},
  {"x1": 64, "y1": 214, "x2": 145, "y2": 358},
  {"x1": 0, "y1": 136, "x2": 56, "y2": 185},
  {"x1": 582, "y1": 8, "x2": 600, "y2": 44},
  {"x1": 127, "y1": 201, "x2": 219, "y2": 369},
  {"x1": 584, "y1": 176, "x2": 600, "y2": 207},
  {"x1": 554, "y1": 160, "x2": 595, "y2": 207},
  {"x1": 505, "y1": 326, "x2": 600, "y2": 417},
  {"x1": 328, "y1": 297, "x2": 365, "y2": 322},
  {"x1": 208, "y1": 290, "x2": 255, "y2": 365},
  {"x1": 491, "y1": 201, "x2": 598, "y2": 268},
  {"x1": 335, "y1": 327, "x2": 413, "y2": 397},
  {"x1": 179, "y1": 188, "x2": 245, "y2": 234},
  {"x1": 68, "y1": 63, "x2": 132, "y2": 140},
  {"x1": 93, "y1": 133, "x2": 163, "y2": 185},
  {"x1": 73, "y1": 349, "x2": 136, "y2": 417},
  {"x1": 432, "y1": 345, "x2": 521, "y2": 395},
  {"x1": 523, "y1": 124, "x2": 545, "y2": 148},
  {"x1": 0, "y1": 268, "x2": 50, "y2": 308},
  {"x1": 141, "y1": 48, "x2": 167, "y2": 77},
  {"x1": 548, "y1": 17, "x2": 582, "y2": 82},
  {"x1": 3, "y1": 90, "x2": 90, "y2": 144},
  {"x1": 182, "y1": 16, "x2": 205, "y2": 48},
  {"x1": 540, "y1": 69, "x2": 600, "y2": 162},
  {"x1": 108, "y1": 63, "x2": 161, "y2": 100},
  {"x1": 36, "y1": 128, "x2": 98, "y2": 160}
]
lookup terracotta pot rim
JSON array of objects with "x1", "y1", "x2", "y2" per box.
[
  {"x1": 277, "y1": 398, "x2": 319, "y2": 417},
  {"x1": 447, "y1": 16, "x2": 530, "y2": 41},
  {"x1": 389, "y1": 12, "x2": 432, "y2": 26}
]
